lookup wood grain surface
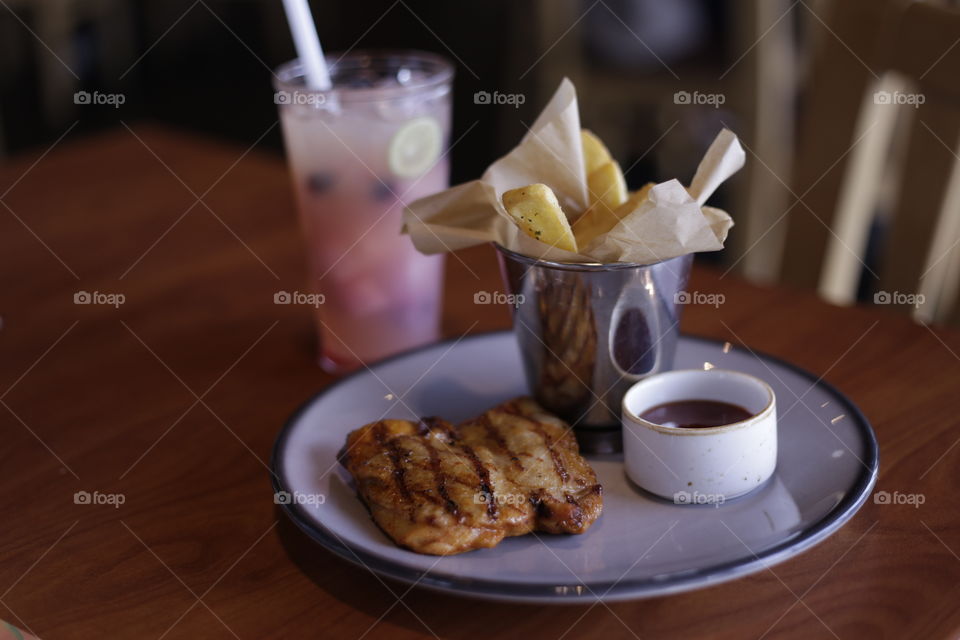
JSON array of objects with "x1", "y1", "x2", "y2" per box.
[{"x1": 1, "y1": 125, "x2": 959, "y2": 640}]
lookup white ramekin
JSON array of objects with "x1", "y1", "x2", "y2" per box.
[{"x1": 621, "y1": 369, "x2": 777, "y2": 502}]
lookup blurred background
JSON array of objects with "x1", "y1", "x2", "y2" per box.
[{"x1": 3, "y1": 0, "x2": 960, "y2": 324}]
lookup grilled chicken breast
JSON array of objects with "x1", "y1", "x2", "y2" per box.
[
  {"x1": 340, "y1": 417, "x2": 535, "y2": 555},
  {"x1": 458, "y1": 397, "x2": 603, "y2": 534},
  {"x1": 340, "y1": 399, "x2": 603, "y2": 555}
]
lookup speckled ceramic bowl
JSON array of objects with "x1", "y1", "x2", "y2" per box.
[{"x1": 622, "y1": 369, "x2": 777, "y2": 502}]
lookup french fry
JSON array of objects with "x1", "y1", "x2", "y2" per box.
[
  {"x1": 580, "y1": 129, "x2": 612, "y2": 175},
  {"x1": 502, "y1": 183, "x2": 578, "y2": 252},
  {"x1": 587, "y1": 161, "x2": 628, "y2": 211},
  {"x1": 574, "y1": 182, "x2": 655, "y2": 248}
]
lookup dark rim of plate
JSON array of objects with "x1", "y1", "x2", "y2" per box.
[{"x1": 269, "y1": 331, "x2": 880, "y2": 603}]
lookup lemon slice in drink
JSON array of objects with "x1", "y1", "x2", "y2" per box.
[{"x1": 388, "y1": 117, "x2": 442, "y2": 179}]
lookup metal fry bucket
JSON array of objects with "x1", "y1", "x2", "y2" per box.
[{"x1": 495, "y1": 245, "x2": 693, "y2": 453}]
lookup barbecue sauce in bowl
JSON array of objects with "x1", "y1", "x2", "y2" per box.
[{"x1": 638, "y1": 400, "x2": 753, "y2": 429}]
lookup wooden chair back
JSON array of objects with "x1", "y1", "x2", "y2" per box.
[{"x1": 782, "y1": 0, "x2": 960, "y2": 323}]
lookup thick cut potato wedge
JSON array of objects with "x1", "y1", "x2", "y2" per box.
[
  {"x1": 587, "y1": 161, "x2": 628, "y2": 211},
  {"x1": 580, "y1": 129, "x2": 612, "y2": 175},
  {"x1": 502, "y1": 183, "x2": 578, "y2": 252},
  {"x1": 574, "y1": 182, "x2": 655, "y2": 248}
]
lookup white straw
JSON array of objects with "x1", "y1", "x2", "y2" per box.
[{"x1": 281, "y1": 0, "x2": 332, "y2": 90}]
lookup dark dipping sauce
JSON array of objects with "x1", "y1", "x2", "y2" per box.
[{"x1": 639, "y1": 400, "x2": 754, "y2": 429}]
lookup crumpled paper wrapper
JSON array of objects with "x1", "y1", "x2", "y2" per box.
[{"x1": 403, "y1": 78, "x2": 745, "y2": 265}]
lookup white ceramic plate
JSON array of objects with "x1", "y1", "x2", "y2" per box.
[{"x1": 272, "y1": 332, "x2": 878, "y2": 604}]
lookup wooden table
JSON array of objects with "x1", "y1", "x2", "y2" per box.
[{"x1": 2, "y1": 125, "x2": 959, "y2": 640}]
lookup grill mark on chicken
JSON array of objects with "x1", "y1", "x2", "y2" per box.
[
  {"x1": 454, "y1": 440, "x2": 499, "y2": 521},
  {"x1": 397, "y1": 461, "x2": 498, "y2": 494},
  {"x1": 478, "y1": 414, "x2": 524, "y2": 471},
  {"x1": 497, "y1": 402, "x2": 571, "y2": 484},
  {"x1": 533, "y1": 423, "x2": 569, "y2": 483},
  {"x1": 423, "y1": 437, "x2": 461, "y2": 519},
  {"x1": 503, "y1": 402, "x2": 570, "y2": 484},
  {"x1": 416, "y1": 416, "x2": 488, "y2": 519},
  {"x1": 373, "y1": 421, "x2": 415, "y2": 518}
]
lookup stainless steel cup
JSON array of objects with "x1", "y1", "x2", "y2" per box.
[{"x1": 495, "y1": 245, "x2": 693, "y2": 453}]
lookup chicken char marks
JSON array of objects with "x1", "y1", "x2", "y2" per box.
[
  {"x1": 340, "y1": 398, "x2": 603, "y2": 555},
  {"x1": 340, "y1": 416, "x2": 534, "y2": 555},
  {"x1": 458, "y1": 397, "x2": 603, "y2": 535}
]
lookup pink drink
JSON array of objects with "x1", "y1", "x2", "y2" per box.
[{"x1": 275, "y1": 52, "x2": 453, "y2": 371}]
